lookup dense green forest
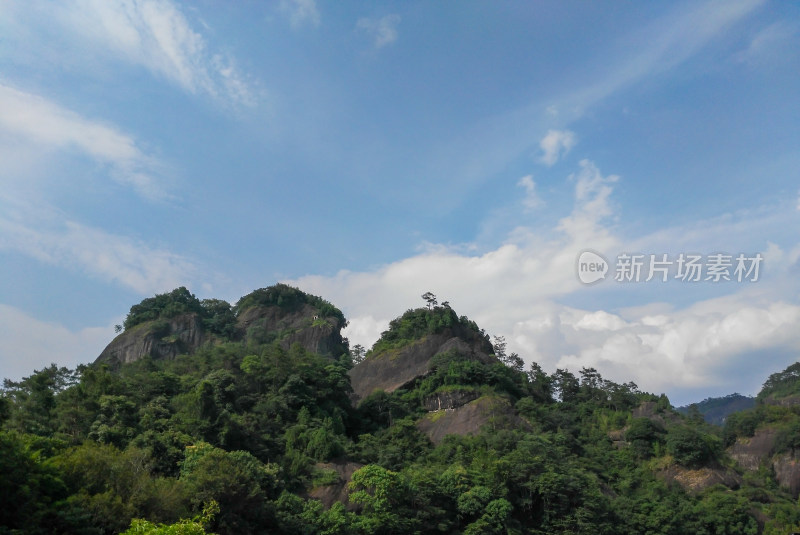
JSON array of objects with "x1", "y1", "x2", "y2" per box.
[{"x1": 2, "y1": 285, "x2": 800, "y2": 534}]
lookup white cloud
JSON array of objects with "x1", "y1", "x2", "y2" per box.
[
  {"x1": 0, "y1": 304, "x2": 114, "y2": 381},
  {"x1": 517, "y1": 175, "x2": 543, "y2": 211},
  {"x1": 539, "y1": 129, "x2": 576, "y2": 166},
  {"x1": 289, "y1": 158, "x2": 800, "y2": 405},
  {"x1": 0, "y1": 83, "x2": 169, "y2": 201},
  {"x1": 0, "y1": 217, "x2": 196, "y2": 295},
  {"x1": 557, "y1": 159, "x2": 619, "y2": 242},
  {"x1": 356, "y1": 14, "x2": 401, "y2": 49},
  {"x1": 281, "y1": 0, "x2": 320, "y2": 28},
  {"x1": 59, "y1": 0, "x2": 257, "y2": 106},
  {"x1": 292, "y1": 159, "x2": 622, "y2": 348}
]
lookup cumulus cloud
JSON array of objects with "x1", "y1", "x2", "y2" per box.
[
  {"x1": 356, "y1": 14, "x2": 401, "y2": 49},
  {"x1": 281, "y1": 0, "x2": 320, "y2": 28},
  {"x1": 539, "y1": 129, "x2": 576, "y2": 166},
  {"x1": 289, "y1": 159, "x2": 800, "y2": 405},
  {"x1": 0, "y1": 217, "x2": 196, "y2": 295},
  {"x1": 0, "y1": 304, "x2": 114, "y2": 381},
  {"x1": 293, "y1": 159, "x2": 623, "y2": 348},
  {"x1": 0, "y1": 83, "x2": 169, "y2": 201},
  {"x1": 58, "y1": 0, "x2": 257, "y2": 106}
]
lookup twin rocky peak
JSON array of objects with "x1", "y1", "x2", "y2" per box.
[{"x1": 95, "y1": 285, "x2": 512, "y2": 435}]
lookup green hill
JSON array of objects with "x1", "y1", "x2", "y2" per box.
[
  {"x1": 2, "y1": 288, "x2": 800, "y2": 534},
  {"x1": 677, "y1": 393, "x2": 755, "y2": 425}
]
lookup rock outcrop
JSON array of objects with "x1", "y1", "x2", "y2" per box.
[
  {"x1": 348, "y1": 326, "x2": 494, "y2": 402},
  {"x1": 773, "y1": 452, "x2": 800, "y2": 497},
  {"x1": 632, "y1": 401, "x2": 681, "y2": 427},
  {"x1": 728, "y1": 428, "x2": 778, "y2": 471},
  {"x1": 96, "y1": 313, "x2": 207, "y2": 366},
  {"x1": 96, "y1": 297, "x2": 347, "y2": 366},
  {"x1": 236, "y1": 303, "x2": 346, "y2": 358},
  {"x1": 417, "y1": 395, "x2": 529, "y2": 444},
  {"x1": 307, "y1": 461, "x2": 364, "y2": 510},
  {"x1": 659, "y1": 464, "x2": 742, "y2": 493},
  {"x1": 423, "y1": 389, "x2": 480, "y2": 412}
]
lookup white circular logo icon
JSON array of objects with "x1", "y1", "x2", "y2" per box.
[{"x1": 576, "y1": 250, "x2": 609, "y2": 284}]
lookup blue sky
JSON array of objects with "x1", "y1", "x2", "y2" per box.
[{"x1": 1, "y1": 0, "x2": 799, "y2": 405}]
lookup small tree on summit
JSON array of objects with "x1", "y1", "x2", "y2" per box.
[
  {"x1": 421, "y1": 292, "x2": 438, "y2": 309},
  {"x1": 350, "y1": 344, "x2": 366, "y2": 365}
]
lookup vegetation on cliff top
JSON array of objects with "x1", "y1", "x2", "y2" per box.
[
  {"x1": 235, "y1": 284, "x2": 346, "y2": 326},
  {"x1": 121, "y1": 284, "x2": 345, "y2": 343},
  {"x1": 368, "y1": 296, "x2": 487, "y2": 357}
]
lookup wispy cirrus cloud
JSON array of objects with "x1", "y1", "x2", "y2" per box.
[
  {"x1": 0, "y1": 83, "x2": 169, "y2": 202},
  {"x1": 736, "y1": 20, "x2": 798, "y2": 66},
  {"x1": 0, "y1": 215, "x2": 197, "y2": 295},
  {"x1": 52, "y1": 0, "x2": 258, "y2": 107},
  {"x1": 356, "y1": 14, "x2": 401, "y2": 49}
]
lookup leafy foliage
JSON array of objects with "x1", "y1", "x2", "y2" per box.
[
  {"x1": 369, "y1": 304, "x2": 487, "y2": 355},
  {"x1": 3, "y1": 296, "x2": 800, "y2": 534},
  {"x1": 759, "y1": 362, "x2": 800, "y2": 402},
  {"x1": 122, "y1": 287, "x2": 236, "y2": 339}
]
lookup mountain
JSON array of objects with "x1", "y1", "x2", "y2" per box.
[
  {"x1": 95, "y1": 284, "x2": 347, "y2": 366},
  {"x1": 4, "y1": 286, "x2": 800, "y2": 534},
  {"x1": 677, "y1": 393, "x2": 755, "y2": 425}
]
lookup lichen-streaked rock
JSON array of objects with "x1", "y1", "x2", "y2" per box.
[{"x1": 423, "y1": 388, "x2": 480, "y2": 411}]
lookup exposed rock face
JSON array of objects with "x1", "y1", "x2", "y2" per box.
[
  {"x1": 348, "y1": 327, "x2": 494, "y2": 401},
  {"x1": 423, "y1": 389, "x2": 480, "y2": 412},
  {"x1": 607, "y1": 429, "x2": 627, "y2": 449},
  {"x1": 236, "y1": 303, "x2": 346, "y2": 358},
  {"x1": 417, "y1": 396, "x2": 529, "y2": 444},
  {"x1": 659, "y1": 464, "x2": 742, "y2": 493},
  {"x1": 726, "y1": 427, "x2": 800, "y2": 497},
  {"x1": 763, "y1": 394, "x2": 800, "y2": 407},
  {"x1": 96, "y1": 313, "x2": 206, "y2": 366},
  {"x1": 307, "y1": 461, "x2": 364, "y2": 510},
  {"x1": 96, "y1": 301, "x2": 347, "y2": 366},
  {"x1": 632, "y1": 401, "x2": 681, "y2": 427},
  {"x1": 728, "y1": 428, "x2": 778, "y2": 471},
  {"x1": 773, "y1": 452, "x2": 800, "y2": 497}
]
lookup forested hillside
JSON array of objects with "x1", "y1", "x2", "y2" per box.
[
  {"x1": 2, "y1": 285, "x2": 800, "y2": 534},
  {"x1": 677, "y1": 394, "x2": 756, "y2": 426}
]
